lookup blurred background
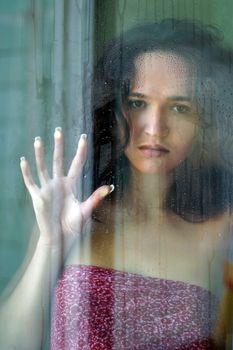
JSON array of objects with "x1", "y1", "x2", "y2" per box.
[{"x1": 0, "y1": 0, "x2": 233, "y2": 293}]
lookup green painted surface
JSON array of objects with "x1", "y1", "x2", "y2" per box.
[{"x1": 96, "y1": 0, "x2": 233, "y2": 46}]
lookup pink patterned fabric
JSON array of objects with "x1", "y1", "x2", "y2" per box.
[{"x1": 50, "y1": 265, "x2": 218, "y2": 350}]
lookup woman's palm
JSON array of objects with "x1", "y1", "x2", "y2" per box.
[{"x1": 20, "y1": 129, "x2": 112, "y2": 255}]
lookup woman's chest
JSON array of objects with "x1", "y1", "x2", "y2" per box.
[{"x1": 68, "y1": 213, "x2": 229, "y2": 293}]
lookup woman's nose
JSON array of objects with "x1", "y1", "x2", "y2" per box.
[{"x1": 144, "y1": 106, "x2": 169, "y2": 137}]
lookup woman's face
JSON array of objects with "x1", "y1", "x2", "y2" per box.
[{"x1": 122, "y1": 52, "x2": 200, "y2": 174}]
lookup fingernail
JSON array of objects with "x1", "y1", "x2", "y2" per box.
[
  {"x1": 81, "y1": 133, "x2": 87, "y2": 140},
  {"x1": 99, "y1": 187, "x2": 110, "y2": 198},
  {"x1": 79, "y1": 134, "x2": 87, "y2": 146},
  {"x1": 109, "y1": 184, "x2": 114, "y2": 193},
  {"x1": 34, "y1": 136, "x2": 41, "y2": 142},
  {"x1": 20, "y1": 156, "x2": 26, "y2": 162},
  {"x1": 55, "y1": 127, "x2": 62, "y2": 138}
]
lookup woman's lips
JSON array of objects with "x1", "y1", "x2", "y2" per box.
[{"x1": 138, "y1": 145, "x2": 170, "y2": 157}]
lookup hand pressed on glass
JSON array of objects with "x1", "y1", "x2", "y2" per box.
[{"x1": 20, "y1": 128, "x2": 114, "y2": 251}]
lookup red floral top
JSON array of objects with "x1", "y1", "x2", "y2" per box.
[{"x1": 51, "y1": 265, "x2": 218, "y2": 349}]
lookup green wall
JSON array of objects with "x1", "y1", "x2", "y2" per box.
[{"x1": 95, "y1": 0, "x2": 233, "y2": 54}]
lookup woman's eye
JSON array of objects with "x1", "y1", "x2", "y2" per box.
[
  {"x1": 127, "y1": 100, "x2": 146, "y2": 110},
  {"x1": 171, "y1": 105, "x2": 191, "y2": 114}
]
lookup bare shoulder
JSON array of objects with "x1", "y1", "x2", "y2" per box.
[
  {"x1": 219, "y1": 211, "x2": 233, "y2": 255},
  {"x1": 200, "y1": 211, "x2": 231, "y2": 242},
  {"x1": 199, "y1": 211, "x2": 233, "y2": 274}
]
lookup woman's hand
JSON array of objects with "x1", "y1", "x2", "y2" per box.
[{"x1": 20, "y1": 128, "x2": 113, "y2": 254}]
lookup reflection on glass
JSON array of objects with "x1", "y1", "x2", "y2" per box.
[{"x1": 1, "y1": 11, "x2": 233, "y2": 350}]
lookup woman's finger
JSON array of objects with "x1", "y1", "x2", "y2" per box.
[
  {"x1": 20, "y1": 157, "x2": 39, "y2": 197},
  {"x1": 53, "y1": 127, "x2": 64, "y2": 178},
  {"x1": 81, "y1": 184, "x2": 114, "y2": 220},
  {"x1": 34, "y1": 137, "x2": 50, "y2": 185},
  {"x1": 67, "y1": 134, "x2": 87, "y2": 181}
]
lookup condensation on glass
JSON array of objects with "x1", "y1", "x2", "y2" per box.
[{"x1": 0, "y1": 1, "x2": 233, "y2": 349}]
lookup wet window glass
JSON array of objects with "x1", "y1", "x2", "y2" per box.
[{"x1": 1, "y1": 1, "x2": 233, "y2": 349}]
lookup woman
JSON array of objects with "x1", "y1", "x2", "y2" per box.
[{"x1": 0, "y1": 19, "x2": 233, "y2": 349}]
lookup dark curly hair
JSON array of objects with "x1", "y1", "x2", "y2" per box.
[{"x1": 90, "y1": 19, "x2": 233, "y2": 222}]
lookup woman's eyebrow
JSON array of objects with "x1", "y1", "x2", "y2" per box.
[
  {"x1": 169, "y1": 96, "x2": 192, "y2": 102},
  {"x1": 128, "y1": 92, "x2": 147, "y2": 98},
  {"x1": 129, "y1": 93, "x2": 192, "y2": 102},
  {"x1": 128, "y1": 93, "x2": 193, "y2": 105}
]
